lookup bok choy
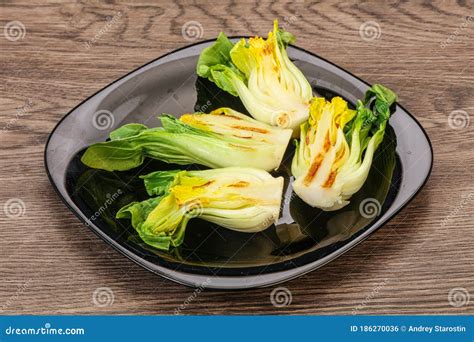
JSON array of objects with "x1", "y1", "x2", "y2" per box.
[
  {"x1": 196, "y1": 20, "x2": 312, "y2": 130},
  {"x1": 291, "y1": 84, "x2": 397, "y2": 211},
  {"x1": 116, "y1": 167, "x2": 284, "y2": 251},
  {"x1": 81, "y1": 108, "x2": 292, "y2": 172}
]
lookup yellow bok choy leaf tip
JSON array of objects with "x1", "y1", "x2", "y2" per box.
[
  {"x1": 116, "y1": 167, "x2": 284, "y2": 251},
  {"x1": 197, "y1": 20, "x2": 312, "y2": 130},
  {"x1": 291, "y1": 84, "x2": 397, "y2": 211}
]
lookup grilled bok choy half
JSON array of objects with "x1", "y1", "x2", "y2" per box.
[
  {"x1": 292, "y1": 84, "x2": 397, "y2": 211},
  {"x1": 116, "y1": 167, "x2": 284, "y2": 251},
  {"x1": 196, "y1": 20, "x2": 312, "y2": 130},
  {"x1": 81, "y1": 108, "x2": 292, "y2": 172}
]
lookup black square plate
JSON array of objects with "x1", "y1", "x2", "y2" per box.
[{"x1": 45, "y1": 38, "x2": 433, "y2": 289}]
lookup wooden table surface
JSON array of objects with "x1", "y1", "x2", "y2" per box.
[{"x1": 1, "y1": 0, "x2": 473, "y2": 315}]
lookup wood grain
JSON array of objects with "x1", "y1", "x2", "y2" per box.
[{"x1": 1, "y1": 0, "x2": 473, "y2": 315}]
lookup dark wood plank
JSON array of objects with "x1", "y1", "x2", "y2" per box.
[{"x1": 1, "y1": 0, "x2": 473, "y2": 315}]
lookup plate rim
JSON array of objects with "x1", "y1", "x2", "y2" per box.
[{"x1": 44, "y1": 37, "x2": 434, "y2": 289}]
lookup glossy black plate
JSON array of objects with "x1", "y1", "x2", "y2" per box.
[{"x1": 44, "y1": 38, "x2": 433, "y2": 289}]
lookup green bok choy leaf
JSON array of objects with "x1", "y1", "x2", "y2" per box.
[{"x1": 116, "y1": 167, "x2": 284, "y2": 251}]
